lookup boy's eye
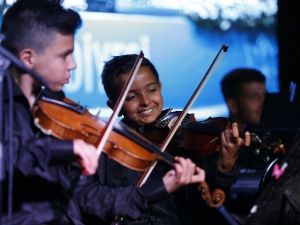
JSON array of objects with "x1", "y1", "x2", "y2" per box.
[
  {"x1": 126, "y1": 94, "x2": 136, "y2": 101},
  {"x1": 148, "y1": 84, "x2": 159, "y2": 92},
  {"x1": 245, "y1": 93, "x2": 261, "y2": 101},
  {"x1": 149, "y1": 87, "x2": 157, "y2": 92}
]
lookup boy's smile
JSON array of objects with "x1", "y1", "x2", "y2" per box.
[{"x1": 114, "y1": 66, "x2": 163, "y2": 126}]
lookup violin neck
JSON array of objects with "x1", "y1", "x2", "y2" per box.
[{"x1": 181, "y1": 121, "x2": 224, "y2": 135}]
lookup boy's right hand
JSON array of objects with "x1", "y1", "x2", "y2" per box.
[
  {"x1": 73, "y1": 139, "x2": 99, "y2": 175},
  {"x1": 162, "y1": 157, "x2": 205, "y2": 193}
]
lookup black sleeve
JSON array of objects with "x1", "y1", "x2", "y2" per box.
[
  {"x1": 73, "y1": 175, "x2": 169, "y2": 221},
  {"x1": 245, "y1": 131, "x2": 300, "y2": 225},
  {"x1": 2, "y1": 98, "x2": 74, "y2": 181},
  {"x1": 203, "y1": 153, "x2": 238, "y2": 190}
]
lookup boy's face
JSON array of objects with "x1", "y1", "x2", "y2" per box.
[
  {"x1": 31, "y1": 32, "x2": 76, "y2": 91},
  {"x1": 114, "y1": 66, "x2": 163, "y2": 126},
  {"x1": 235, "y1": 82, "x2": 266, "y2": 126}
]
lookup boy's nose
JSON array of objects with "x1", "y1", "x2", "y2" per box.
[{"x1": 140, "y1": 93, "x2": 150, "y2": 105}]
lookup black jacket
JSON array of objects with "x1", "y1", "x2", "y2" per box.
[
  {"x1": 245, "y1": 131, "x2": 300, "y2": 225},
  {"x1": 0, "y1": 75, "x2": 169, "y2": 225}
]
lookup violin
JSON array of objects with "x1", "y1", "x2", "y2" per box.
[
  {"x1": 141, "y1": 109, "x2": 285, "y2": 162},
  {"x1": 32, "y1": 95, "x2": 176, "y2": 172},
  {"x1": 141, "y1": 109, "x2": 228, "y2": 159}
]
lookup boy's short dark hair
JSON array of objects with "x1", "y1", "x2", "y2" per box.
[
  {"x1": 101, "y1": 54, "x2": 160, "y2": 102},
  {"x1": 1, "y1": 0, "x2": 82, "y2": 54},
  {"x1": 221, "y1": 68, "x2": 266, "y2": 100}
]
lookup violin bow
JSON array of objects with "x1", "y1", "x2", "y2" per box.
[
  {"x1": 96, "y1": 51, "x2": 144, "y2": 156},
  {"x1": 137, "y1": 45, "x2": 228, "y2": 186},
  {"x1": 136, "y1": 45, "x2": 239, "y2": 225}
]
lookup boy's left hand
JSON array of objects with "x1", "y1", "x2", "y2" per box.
[{"x1": 218, "y1": 122, "x2": 251, "y2": 173}]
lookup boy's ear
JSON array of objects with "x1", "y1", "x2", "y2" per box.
[
  {"x1": 226, "y1": 98, "x2": 237, "y2": 115},
  {"x1": 19, "y1": 48, "x2": 35, "y2": 69},
  {"x1": 107, "y1": 100, "x2": 123, "y2": 117}
]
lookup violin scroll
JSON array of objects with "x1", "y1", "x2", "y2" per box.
[{"x1": 198, "y1": 182, "x2": 225, "y2": 207}]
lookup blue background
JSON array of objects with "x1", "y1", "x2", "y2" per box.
[{"x1": 64, "y1": 12, "x2": 278, "y2": 119}]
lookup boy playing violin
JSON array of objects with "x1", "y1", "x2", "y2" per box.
[
  {"x1": 100, "y1": 54, "x2": 250, "y2": 225},
  {"x1": 0, "y1": 1, "x2": 205, "y2": 224}
]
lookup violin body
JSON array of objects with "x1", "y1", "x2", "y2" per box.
[
  {"x1": 142, "y1": 109, "x2": 228, "y2": 159},
  {"x1": 32, "y1": 96, "x2": 157, "y2": 171}
]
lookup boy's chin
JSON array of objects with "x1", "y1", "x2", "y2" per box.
[
  {"x1": 139, "y1": 117, "x2": 157, "y2": 125},
  {"x1": 47, "y1": 86, "x2": 63, "y2": 93}
]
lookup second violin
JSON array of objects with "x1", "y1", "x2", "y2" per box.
[{"x1": 142, "y1": 109, "x2": 229, "y2": 159}]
